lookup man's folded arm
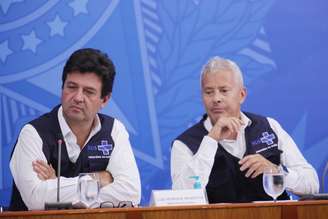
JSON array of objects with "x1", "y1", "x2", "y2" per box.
[{"x1": 10, "y1": 125, "x2": 78, "y2": 210}]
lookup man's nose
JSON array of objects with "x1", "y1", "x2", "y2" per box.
[
  {"x1": 73, "y1": 89, "x2": 84, "y2": 103},
  {"x1": 213, "y1": 90, "x2": 223, "y2": 102}
]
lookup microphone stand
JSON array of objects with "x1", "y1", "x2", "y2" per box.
[{"x1": 45, "y1": 139, "x2": 72, "y2": 210}]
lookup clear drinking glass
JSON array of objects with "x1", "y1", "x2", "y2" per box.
[
  {"x1": 77, "y1": 173, "x2": 100, "y2": 207},
  {"x1": 262, "y1": 167, "x2": 285, "y2": 202}
]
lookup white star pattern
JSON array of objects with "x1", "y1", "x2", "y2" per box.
[
  {"x1": 0, "y1": 40, "x2": 13, "y2": 62},
  {"x1": 0, "y1": 0, "x2": 23, "y2": 14},
  {"x1": 47, "y1": 15, "x2": 68, "y2": 37},
  {"x1": 69, "y1": 0, "x2": 88, "y2": 16},
  {"x1": 22, "y1": 30, "x2": 42, "y2": 53}
]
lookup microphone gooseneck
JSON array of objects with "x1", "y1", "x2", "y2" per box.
[
  {"x1": 44, "y1": 137, "x2": 72, "y2": 210},
  {"x1": 57, "y1": 139, "x2": 62, "y2": 203}
]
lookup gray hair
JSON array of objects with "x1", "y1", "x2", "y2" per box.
[{"x1": 200, "y1": 56, "x2": 244, "y2": 87}]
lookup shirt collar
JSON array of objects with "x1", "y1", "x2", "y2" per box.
[
  {"x1": 203, "y1": 112, "x2": 252, "y2": 132},
  {"x1": 57, "y1": 106, "x2": 102, "y2": 140}
]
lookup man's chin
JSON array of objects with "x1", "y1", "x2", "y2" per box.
[
  {"x1": 65, "y1": 113, "x2": 84, "y2": 122},
  {"x1": 209, "y1": 112, "x2": 231, "y2": 124},
  {"x1": 210, "y1": 112, "x2": 225, "y2": 119}
]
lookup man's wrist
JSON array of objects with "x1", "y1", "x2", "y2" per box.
[{"x1": 207, "y1": 133, "x2": 219, "y2": 142}]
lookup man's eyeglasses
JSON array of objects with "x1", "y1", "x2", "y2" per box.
[{"x1": 100, "y1": 201, "x2": 134, "y2": 208}]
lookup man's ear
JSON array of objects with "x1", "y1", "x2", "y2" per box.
[
  {"x1": 101, "y1": 93, "x2": 111, "y2": 108},
  {"x1": 240, "y1": 87, "x2": 247, "y2": 104}
]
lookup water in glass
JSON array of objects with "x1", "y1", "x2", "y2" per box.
[{"x1": 263, "y1": 168, "x2": 285, "y2": 201}]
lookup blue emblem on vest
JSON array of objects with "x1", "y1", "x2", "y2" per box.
[
  {"x1": 252, "y1": 132, "x2": 275, "y2": 146},
  {"x1": 97, "y1": 140, "x2": 113, "y2": 155},
  {"x1": 251, "y1": 132, "x2": 278, "y2": 153},
  {"x1": 260, "y1": 132, "x2": 275, "y2": 145}
]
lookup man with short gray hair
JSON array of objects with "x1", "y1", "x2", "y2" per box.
[{"x1": 171, "y1": 56, "x2": 319, "y2": 203}]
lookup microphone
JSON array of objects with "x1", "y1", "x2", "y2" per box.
[
  {"x1": 57, "y1": 139, "x2": 62, "y2": 203},
  {"x1": 44, "y1": 137, "x2": 72, "y2": 210}
]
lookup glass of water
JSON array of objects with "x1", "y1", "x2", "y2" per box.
[
  {"x1": 262, "y1": 166, "x2": 285, "y2": 202},
  {"x1": 77, "y1": 173, "x2": 100, "y2": 207}
]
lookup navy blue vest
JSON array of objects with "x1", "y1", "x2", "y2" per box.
[
  {"x1": 176, "y1": 112, "x2": 289, "y2": 203},
  {"x1": 10, "y1": 105, "x2": 115, "y2": 211}
]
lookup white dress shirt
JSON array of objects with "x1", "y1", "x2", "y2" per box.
[
  {"x1": 10, "y1": 106, "x2": 141, "y2": 210},
  {"x1": 171, "y1": 112, "x2": 319, "y2": 195}
]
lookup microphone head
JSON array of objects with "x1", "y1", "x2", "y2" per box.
[
  {"x1": 56, "y1": 133, "x2": 63, "y2": 140},
  {"x1": 56, "y1": 133, "x2": 63, "y2": 146}
]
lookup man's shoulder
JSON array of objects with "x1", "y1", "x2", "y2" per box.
[
  {"x1": 98, "y1": 113, "x2": 116, "y2": 126},
  {"x1": 243, "y1": 111, "x2": 283, "y2": 134},
  {"x1": 176, "y1": 116, "x2": 208, "y2": 141},
  {"x1": 97, "y1": 113, "x2": 128, "y2": 135},
  {"x1": 243, "y1": 111, "x2": 267, "y2": 120},
  {"x1": 29, "y1": 105, "x2": 59, "y2": 127},
  {"x1": 243, "y1": 111, "x2": 271, "y2": 127},
  {"x1": 174, "y1": 116, "x2": 208, "y2": 154}
]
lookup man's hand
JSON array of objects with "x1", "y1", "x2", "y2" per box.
[
  {"x1": 96, "y1": 171, "x2": 113, "y2": 188},
  {"x1": 239, "y1": 154, "x2": 278, "y2": 178},
  {"x1": 208, "y1": 117, "x2": 244, "y2": 141},
  {"x1": 32, "y1": 160, "x2": 56, "y2": 180}
]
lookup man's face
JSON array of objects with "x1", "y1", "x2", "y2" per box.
[
  {"x1": 61, "y1": 71, "x2": 109, "y2": 125},
  {"x1": 202, "y1": 70, "x2": 246, "y2": 124}
]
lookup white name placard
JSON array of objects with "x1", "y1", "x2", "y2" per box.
[{"x1": 150, "y1": 189, "x2": 208, "y2": 206}]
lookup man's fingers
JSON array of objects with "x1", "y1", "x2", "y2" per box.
[
  {"x1": 37, "y1": 173, "x2": 46, "y2": 181},
  {"x1": 239, "y1": 154, "x2": 277, "y2": 178},
  {"x1": 251, "y1": 167, "x2": 265, "y2": 178},
  {"x1": 245, "y1": 162, "x2": 262, "y2": 178},
  {"x1": 239, "y1": 155, "x2": 257, "y2": 171},
  {"x1": 32, "y1": 160, "x2": 56, "y2": 180},
  {"x1": 33, "y1": 161, "x2": 49, "y2": 173},
  {"x1": 38, "y1": 172, "x2": 48, "y2": 180},
  {"x1": 239, "y1": 154, "x2": 254, "y2": 164},
  {"x1": 228, "y1": 122, "x2": 238, "y2": 134},
  {"x1": 34, "y1": 165, "x2": 49, "y2": 180},
  {"x1": 231, "y1": 118, "x2": 243, "y2": 132},
  {"x1": 49, "y1": 164, "x2": 56, "y2": 176},
  {"x1": 33, "y1": 164, "x2": 48, "y2": 177},
  {"x1": 32, "y1": 161, "x2": 43, "y2": 173},
  {"x1": 224, "y1": 118, "x2": 243, "y2": 133},
  {"x1": 209, "y1": 116, "x2": 244, "y2": 141}
]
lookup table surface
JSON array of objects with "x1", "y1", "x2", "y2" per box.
[{"x1": 1, "y1": 200, "x2": 328, "y2": 219}]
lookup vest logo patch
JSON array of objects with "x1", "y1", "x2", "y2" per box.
[
  {"x1": 97, "y1": 140, "x2": 113, "y2": 155},
  {"x1": 260, "y1": 132, "x2": 275, "y2": 145},
  {"x1": 251, "y1": 132, "x2": 278, "y2": 153},
  {"x1": 87, "y1": 140, "x2": 113, "y2": 159},
  {"x1": 251, "y1": 132, "x2": 275, "y2": 146}
]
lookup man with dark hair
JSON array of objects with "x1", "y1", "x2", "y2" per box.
[
  {"x1": 10, "y1": 48, "x2": 141, "y2": 210},
  {"x1": 171, "y1": 56, "x2": 319, "y2": 203}
]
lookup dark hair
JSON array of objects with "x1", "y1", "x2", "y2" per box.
[{"x1": 62, "y1": 48, "x2": 116, "y2": 98}]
